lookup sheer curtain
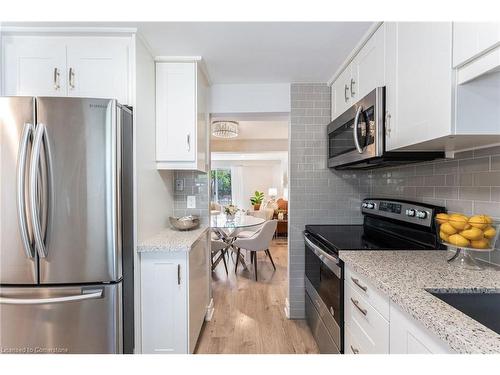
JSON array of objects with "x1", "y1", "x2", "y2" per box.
[{"x1": 230, "y1": 166, "x2": 245, "y2": 210}]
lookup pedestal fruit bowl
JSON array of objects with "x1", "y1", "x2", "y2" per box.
[{"x1": 435, "y1": 213, "x2": 499, "y2": 270}]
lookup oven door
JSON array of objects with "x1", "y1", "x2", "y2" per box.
[
  {"x1": 304, "y1": 232, "x2": 343, "y2": 352},
  {"x1": 327, "y1": 87, "x2": 385, "y2": 169}
]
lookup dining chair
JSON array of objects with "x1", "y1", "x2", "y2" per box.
[
  {"x1": 233, "y1": 220, "x2": 278, "y2": 281},
  {"x1": 211, "y1": 234, "x2": 229, "y2": 275}
]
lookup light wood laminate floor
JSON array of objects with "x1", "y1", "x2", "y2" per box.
[{"x1": 195, "y1": 238, "x2": 319, "y2": 354}]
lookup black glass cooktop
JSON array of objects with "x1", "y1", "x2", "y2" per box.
[{"x1": 305, "y1": 224, "x2": 438, "y2": 253}]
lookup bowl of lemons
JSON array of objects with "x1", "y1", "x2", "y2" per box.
[{"x1": 435, "y1": 213, "x2": 499, "y2": 270}]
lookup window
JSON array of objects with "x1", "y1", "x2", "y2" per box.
[{"x1": 211, "y1": 168, "x2": 232, "y2": 205}]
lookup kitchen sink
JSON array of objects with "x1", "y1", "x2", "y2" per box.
[{"x1": 428, "y1": 291, "x2": 500, "y2": 335}]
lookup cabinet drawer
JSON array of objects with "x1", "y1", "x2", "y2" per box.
[
  {"x1": 346, "y1": 266, "x2": 390, "y2": 320},
  {"x1": 344, "y1": 326, "x2": 364, "y2": 355},
  {"x1": 345, "y1": 283, "x2": 389, "y2": 354}
]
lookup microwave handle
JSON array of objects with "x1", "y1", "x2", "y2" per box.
[{"x1": 353, "y1": 106, "x2": 364, "y2": 154}]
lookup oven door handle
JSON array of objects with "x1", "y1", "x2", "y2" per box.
[
  {"x1": 353, "y1": 105, "x2": 364, "y2": 154},
  {"x1": 304, "y1": 234, "x2": 342, "y2": 278}
]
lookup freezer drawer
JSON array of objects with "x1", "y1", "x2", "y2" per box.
[{"x1": 0, "y1": 283, "x2": 122, "y2": 354}]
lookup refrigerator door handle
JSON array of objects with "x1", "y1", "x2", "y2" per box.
[
  {"x1": 0, "y1": 289, "x2": 103, "y2": 305},
  {"x1": 29, "y1": 123, "x2": 48, "y2": 258},
  {"x1": 17, "y1": 122, "x2": 35, "y2": 259}
]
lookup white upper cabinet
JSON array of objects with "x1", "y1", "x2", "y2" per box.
[
  {"x1": 66, "y1": 37, "x2": 131, "y2": 104},
  {"x1": 1, "y1": 35, "x2": 132, "y2": 104},
  {"x1": 330, "y1": 24, "x2": 385, "y2": 121},
  {"x1": 453, "y1": 22, "x2": 500, "y2": 85},
  {"x1": 332, "y1": 65, "x2": 353, "y2": 119},
  {"x1": 155, "y1": 60, "x2": 209, "y2": 172},
  {"x1": 384, "y1": 22, "x2": 453, "y2": 151},
  {"x1": 453, "y1": 22, "x2": 500, "y2": 68},
  {"x1": 351, "y1": 23, "x2": 385, "y2": 102},
  {"x1": 2, "y1": 36, "x2": 68, "y2": 96}
]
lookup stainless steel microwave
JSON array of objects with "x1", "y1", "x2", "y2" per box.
[{"x1": 327, "y1": 87, "x2": 443, "y2": 170}]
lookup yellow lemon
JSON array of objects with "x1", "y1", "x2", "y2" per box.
[
  {"x1": 485, "y1": 215, "x2": 493, "y2": 224},
  {"x1": 449, "y1": 214, "x2": 470, "y2": 230},
  {"x1": 439, "y1": 231, "x2": 449, "y2": 242},
  {"x1": 460, "y1": 227, "x2": 484, "y2": 241},
  {"x1": 436, "y1": 213, "x2": 449, "y2": 225},
  {"x1": 483, "y1": 226, "x2": 497, "y2": 239},
  {"x1": 471, "y1": 238, "x2": 490, "y2": 249},
  {"x1": 448, "y1": 234, "x2": 470, "y2": 247},
  {"x1": 468, "y1": 215, "x2": 489, "y2": 230},
  {"x1": 440, "y1": 222, "x2": 457, "y2": 235}
]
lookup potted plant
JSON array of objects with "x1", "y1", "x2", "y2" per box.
[{"x1": 250, "y1": 191, "x2": 265, "y2": 210}]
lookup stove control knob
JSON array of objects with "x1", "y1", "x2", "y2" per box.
[
  {"x1": 416, "y1": 210, "x2": 427, "y2": 219},
  {"x1": 406, "y1": 209, "x2": 416, "y2": 217}
]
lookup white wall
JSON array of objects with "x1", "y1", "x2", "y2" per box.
[
  {"x1": 210, "y1": 83, "x2": 290, "y2": 114},
  {"x1": 212, "y1": 160, "x2": 284, "y2": 210},
  {"x1": 135, "y1": 38, "x2": 174, "y2": 241}
]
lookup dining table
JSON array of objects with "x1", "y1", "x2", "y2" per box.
[{"x1": 210, "y1": 213, "x2": 266, "y2": 269}]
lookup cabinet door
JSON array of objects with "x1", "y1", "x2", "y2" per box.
[
  {"x1": 66, "y1": 37, "x2": 130, "y2": 104},
  {"x1": 333, "y1": 65, "x2": 353, "y2": 119},
  {"x1": 352, "y1": 24, "x2": 385, "y2": 101},
  {"x1": 156, "y1": 62, "x2": 196, "y2": 162},
  {"x1": 141, "y1": 253, "x2": 187, "y2": 354},
  {"x1": 188, "y1": 233, "x2": 209, "y2": 353},
  {"x1": 389, "y1": 303, "x2": 452, "y2": 354},
  {"x1": 453, "y1": 22, "x2": 500, "y2": 67},
  {"x1": 2, "y1": 36, "x2": 67, "y2": 96},
  {"x1": 385, "y1": 22, "x2": 453, "y2": 150}
]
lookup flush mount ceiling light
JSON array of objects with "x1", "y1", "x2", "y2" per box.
[{"x1": 212, "y1": 121, "x2": 239, "y2": 138}]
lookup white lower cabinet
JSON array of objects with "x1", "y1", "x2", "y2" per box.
[
  {"x1": 344, "y1": 264, "x2": 454, "y2": 354},
  {"x1": 140, "y1": 232, "x2": 209, "y2": 354},
  {"x1": 390, "y1": 303, "x2": 453, "y2": 354},
  {"x1": 344, "y1": 267, "x2": 389, "y2": 354}
]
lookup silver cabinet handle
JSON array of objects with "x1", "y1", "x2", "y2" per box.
[
  {"x1": 352, "y1": 106, "x2": 364, "y2": 153},
  {"x1": 350, "y1": 297, "x2": 367, "y2": 316},
  {"x1": 385, "y1": 111, "x2": 392, "y2": 136},
  {"x1": 186, "y1": 134, "x2": 191, "y2": 152},
  {"x1": 16, "y1": 123, "x2": 35, "y2": 259},
  {"x1": 0, "y1": 289, "x2": 103, "y2": 305},
  {"x1": 350, "y1": 78, "x2": 356, "y2": 97},
  {"x1": 350, "y1": 345, "x2": 360, "y2": 354},
  {"x1": 351, "y1": 277, "x2": 367, "y2": 292},
  {"x1": 53, "y1": 68, "x2": 60, "y2": 90},
  {"x1": 177, "y1": 264, "x2": 181, "y2": 285},
  {"x1": 69, "y1": 67, "x2": 75, "y2": 89},
  {"x1": 344, "y1": 84, "x2": 349, "y2": 102},
  {"x1": 29, "y1": 124, "x2": 47, "y2": 258}
]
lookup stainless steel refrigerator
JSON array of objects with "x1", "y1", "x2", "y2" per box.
[{"x1": 0, "y1": 97, "x2": 134, "y2": 354}]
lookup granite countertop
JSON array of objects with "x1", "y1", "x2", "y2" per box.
[
  {"x1": 339, "y1": 250, "x2": 500, "y2": 354},
  {"x1": 137, "y1": 226, "x2": 208, "y2": 252}
]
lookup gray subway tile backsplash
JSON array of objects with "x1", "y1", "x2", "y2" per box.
[
  {"x1": 173, "y1": 170, "x2": 209, "y2": 224},
  {"x1": 289, "y1": 83, "x2": 500, "y2": 317}
]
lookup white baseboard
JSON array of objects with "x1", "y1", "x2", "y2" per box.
[
  {"x1": 284, "y1": 297, "x2": 290, "y2": 319},
  {"x1": 205, "y1": 298, "x2": 214, "y2": 321}
]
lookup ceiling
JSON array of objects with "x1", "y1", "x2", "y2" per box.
[
  {"x1": 2, "y1": 21, "x2": 373, "y2": 83},
  {"x1": 211, "y1": 120, "x2": 288, "y2": 141}
]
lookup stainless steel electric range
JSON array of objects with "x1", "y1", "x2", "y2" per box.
[{"x1": 303, "y1": 198, "x2": 446, "y2": 354}]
